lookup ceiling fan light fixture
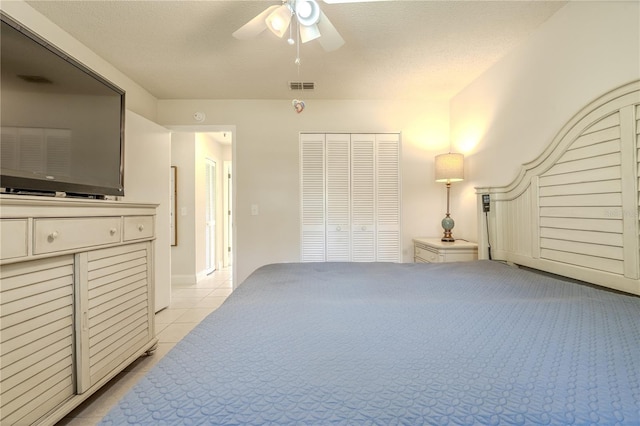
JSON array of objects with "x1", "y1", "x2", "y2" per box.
[
  {"x1": 295, "y1": 0, "x2": 320, "y2": 26},
  {"x1": 300, "y1": 23, "x2": 321, "y2": 43},
  {"x1": 266, "y1": 4, "x2": 292, "y2": 38}
]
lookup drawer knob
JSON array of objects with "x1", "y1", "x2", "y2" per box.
[
  {"x1": 336, "y1": 226, "x2": 341, "y2": 231},
  {"x1": 48, "y1": 231, "x2": 59, "y2": 242},
  {"x1": 361, "y1": 226, "x2": 366, "y2": 231},
  {"x1": 110, "y1": 228, "x2": 117, "y2": 236},
  {"x1": 138, "y1": 224, "x2": 145, "y2": 232}
]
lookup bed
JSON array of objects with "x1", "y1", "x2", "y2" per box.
[
  {"x1": 101, "y1": 261, "x2": 640, "y2": 425},
  {"x1": 101, "y1": 81, "x2": 640, "y2": 425}
]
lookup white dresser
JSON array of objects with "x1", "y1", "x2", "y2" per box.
[
  {"x1": 0, "y1": 195, "x2": 158, "y2": 426},
  {"x1": 413, "y1": 237, "x2": 478, "y2": 263}
]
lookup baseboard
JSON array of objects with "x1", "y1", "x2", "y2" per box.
[{"x1": 171, "y1": 274, "x2": 197, "y2": 286}]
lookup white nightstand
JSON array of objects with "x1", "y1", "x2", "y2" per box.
[{"x1": 413, "y1": 237, "x2": 478, "y2": 263}]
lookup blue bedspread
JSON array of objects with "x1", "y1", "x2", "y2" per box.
[{"x1": 101, "y1": 261, "x2": 640, "y2": 425}]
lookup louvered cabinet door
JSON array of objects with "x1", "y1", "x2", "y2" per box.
[
  {"x1": 376, "y1": 133, "x2": 401, "y2": 262},
  {"x1": 300, "y1": 134, "x2": 326, "y2": 262},
  {"x1": 351, "y1": 134, "x2": 376, "y2": 262},
  {"x1": 0, "y1": 257, "x2": 75, "y2": 425},
  {"x1": 76, "y1": 242, "x2": 154, "y2": 392},
  {"x1": 326, "y1": 134, "x2": 351, "y2": 261}
]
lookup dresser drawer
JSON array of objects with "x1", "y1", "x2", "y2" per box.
[
  {"x1": 34, "y1": 217, "x2": 121, "y2": 255},
  {"x1": 1, "y1": 219, "x2": 29, "y2": 260},
  {"x1": 123, "y1": 216, "x2": 154, "y2": 241}
]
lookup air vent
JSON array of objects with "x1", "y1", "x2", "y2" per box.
[
  {"x1": 289, "y1": 81, "x2": 315, "y2": 91},
  {"x1": 18, "y1": 75, "x2": 53, "y2": 84}
]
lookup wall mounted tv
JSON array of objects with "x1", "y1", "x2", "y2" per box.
[{"x1": 1, "y1": 12, "x2": 125, "y2": 198}]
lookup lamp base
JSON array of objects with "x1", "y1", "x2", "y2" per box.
[{"x1": 441, "y1": 214, "x2": 455, "y2": 242}]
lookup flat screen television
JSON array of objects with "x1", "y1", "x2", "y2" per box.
[{"x1": 1, "y1": 12, "x2": 125, "y2": 198}]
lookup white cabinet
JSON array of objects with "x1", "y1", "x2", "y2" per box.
[
  {"x1": 300, "y1": 133, "x2": 401, "y2": 262},
  {"x1": 0, "y1": 195, "x2": 157, "y2": 426}
]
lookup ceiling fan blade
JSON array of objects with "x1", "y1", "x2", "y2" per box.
[
  {"x1": 317, "y1": 11, "x2": 344, "y2": 51},
  {"x1": 232, "y1": 5, "x2": 279, "y2": 40}
]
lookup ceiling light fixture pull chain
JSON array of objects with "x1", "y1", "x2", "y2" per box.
[{"x1": 292, "y1": 19, "x2": 305, "y2": 114}]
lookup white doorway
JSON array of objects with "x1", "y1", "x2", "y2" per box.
[{"x1": 205, "y1": 158, "x2": 216, "y2": 274}]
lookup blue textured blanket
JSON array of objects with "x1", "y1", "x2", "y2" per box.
[{"x1": 101, "y1": 261, "x2": 640, "y2": 425}]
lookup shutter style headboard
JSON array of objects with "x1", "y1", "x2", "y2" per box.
[{"x1": 476, "y1": 81, "x2": 640, "y2": 295}]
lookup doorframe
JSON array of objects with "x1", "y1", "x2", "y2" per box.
[
  {"x1": 204, "y1": 157, "x2": 217, "y2": 274},
  {"x1": 223, "y1": 160, "x2": 232, "y2": 268}
]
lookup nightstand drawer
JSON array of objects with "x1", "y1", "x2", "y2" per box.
[
  {"x1": 34, "y1": 217, "x2": 121, "y2": 254},
  {"x1": 123, "y1": 216, "x2": 154, "y2": 241},
  {"x1": 415, "y1": 245, "x2": 442, "y2": 263}
]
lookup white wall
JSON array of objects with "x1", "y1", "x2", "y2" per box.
[
  {"x1": 158, "y1": 99, "x2": 450, "y2": 284},
  {"x1": 170, "y1": 133, "x2": 197, "y2": 284},
  {"x1": 450, "y1": 0, "x2": 640, "y2": 244},
  {"x1": 122, "y1": 111, "x2": 172, "y2": 311},
  {"x1": 1, "y1": 0, "x2": 158, "y2": 122}
]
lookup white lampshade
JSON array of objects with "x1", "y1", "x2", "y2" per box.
[
  {"x1": 266, "y1": 5, "x2": 292, "y2": 38},
  {"x1": 435, "y1": 153, "x2": 464, "y2": 183}
]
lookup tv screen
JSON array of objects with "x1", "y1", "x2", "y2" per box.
[{"x1": 1, "y1": 13, "x2": 125, "y2": 198}]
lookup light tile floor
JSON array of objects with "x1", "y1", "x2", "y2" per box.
[{"x1": 57, "y1": 268, "x2": 233, "y2": 425}]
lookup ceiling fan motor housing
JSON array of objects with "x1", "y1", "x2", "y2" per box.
[{"x1": 295, "y1": 0, "x2": 321, "y2": 26}]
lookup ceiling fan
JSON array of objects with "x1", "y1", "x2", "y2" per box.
[{"x1": 233, "y1": 0, "x2": 383, "y2": 52}]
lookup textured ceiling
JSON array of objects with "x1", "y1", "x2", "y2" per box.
[{"x1": 25, "y1": 0, "x2": 566, "y2": 101}]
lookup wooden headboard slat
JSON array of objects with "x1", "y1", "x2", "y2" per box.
[{"x1": 477, "y1": 80, "x2": 640, "y2": 295}]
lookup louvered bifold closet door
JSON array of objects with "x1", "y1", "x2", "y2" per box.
[
  {"x1": 351, "y1": 134, "x2": 377, "y2": 262},
  {"x1": 376, "y1": 133, "x2": 401, "y2": 262},
  {"x1": 76, "y1": 242, "x2": 153, "y2": 392},
  {"x1": 300, "y1": 134, "x2": 327, "y2": 262},
  {"x1": 326, "y1": 134, "x2": 351, "y2": 261},
  {"x1": 0, "y1": 257, "x2": 75, "y2": 425}
]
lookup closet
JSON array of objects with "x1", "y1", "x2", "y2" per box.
[{"x1": 300, "y1": 133, "x2": 401, "y2": 262}]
